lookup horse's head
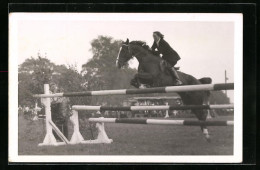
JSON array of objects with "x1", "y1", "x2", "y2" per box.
[{"x1": 116, "y1": 38, "x2": 132, "y2": 69}]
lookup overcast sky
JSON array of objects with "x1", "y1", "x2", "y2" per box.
[{"x1": 13, "y1": 13, "x2": 237, "y2": 102}]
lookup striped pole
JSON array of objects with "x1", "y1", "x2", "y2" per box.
[
  {"x1": 88, "y1": 118, "x2": 234, "y2": 126},
  {"x1": 33, "y1": 83, "x2": 234, "y2": 98},
  {"x1": 72, "y1": 104, "x2": 234, "y2": 111}
]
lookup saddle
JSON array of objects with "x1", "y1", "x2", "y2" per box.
[{"x1": 159, "y1": 60, "x2": 179, "y2": 75}]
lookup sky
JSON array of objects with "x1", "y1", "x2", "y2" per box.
[{"x1": 12, "y1": 13, "x2": 238, "y2": 102}]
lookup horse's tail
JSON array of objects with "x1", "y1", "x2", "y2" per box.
[
  {"x1": 198, "y1": 77, "x2": 212, "y2": 99},
  {"x1": 198, "y1": 77, "x2": 212, "y2": 84}
]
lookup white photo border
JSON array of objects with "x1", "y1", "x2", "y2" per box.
[{"x1": 8, "y1": 13, "x2": 243, "y2": 163}]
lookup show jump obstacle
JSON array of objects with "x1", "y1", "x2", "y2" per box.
[
  {"x1": 72, "y1": 104, "x2": 234, "y2": 111},
  {"x1": 34, "y1": 83, "x2": 234, "y2": 98},
  {"x1": 34, "y1": 83, "x2": 234, "y2": 146}
]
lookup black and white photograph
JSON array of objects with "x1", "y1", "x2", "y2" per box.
[{"x1": 9, "y1": 12, "x2": 243, "y2": 163}]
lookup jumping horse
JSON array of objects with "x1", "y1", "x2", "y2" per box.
[{"x1": 116, "y1": 39, "x2": 212, "y2": 142}]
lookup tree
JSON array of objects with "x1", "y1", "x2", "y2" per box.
[
  {"x1": 210, "y1": 91, "x2": 231, "y2": 104},
  {"x1": 18, "y1": 52, "x2": 55, "y2": 106},
  {"x1": 82, "y1": 36, "x2": 136, "y2": 105},
  {"x1": 18, "y1": 52, "x2": 86, "y2": 106}
]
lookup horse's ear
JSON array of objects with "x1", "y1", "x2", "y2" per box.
[{"x1": 126, "y1": 38, "x2": 129, "y2": 44}]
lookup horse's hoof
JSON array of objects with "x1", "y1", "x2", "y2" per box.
[
  {"x1": 130, "y1": 81, "x2": 139, "y2": 88},
  {"x1": 139, "y1": 84, "x2": 147, "y2": 89},
  {"x1": 206, "y1": 137, "x2": 211, "y2": 143}
]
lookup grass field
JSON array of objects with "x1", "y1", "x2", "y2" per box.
[{"x1": 18, "y1": 115, "x2": 233, "y2": 155}]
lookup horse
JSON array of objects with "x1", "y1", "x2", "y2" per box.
[{"x1": 116, "y1": 38, "x2": 212, "y2": 142}]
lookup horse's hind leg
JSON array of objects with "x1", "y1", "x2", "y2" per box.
[
  {"x1": 200, "y1": 91, "x2": 212, "y2": 142},
  {"x1": 193, "y1": 109, "x2": 211, "y2": 142},
  {"x1": 202, "y1": 125, "x2": 211, "y2": 143},
  {"x1": 204, "y1": 91, "x2": 213, "y2": 119}
]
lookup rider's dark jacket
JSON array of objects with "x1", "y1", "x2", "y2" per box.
[{"x1": 151, "y1": 38, "x2": 180, "y2": 66}]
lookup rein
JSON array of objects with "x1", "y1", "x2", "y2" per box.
[{"x1": 127, "y1": 44, "x2": 146, "y2": 58}]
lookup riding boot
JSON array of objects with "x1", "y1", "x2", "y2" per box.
[{"x1": 170, "y1": 67, "x2": 183, "y2": 85}]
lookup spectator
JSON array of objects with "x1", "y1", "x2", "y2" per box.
[
  {"x1": 23, "y1": 106, "x2": 31, "y2": 119},
  {"x1": 18, "y1": 105, "x2": 23, "y2": 116},
  {"x1": 49, "y1": 83, "x2": 71, "y2": 140}
]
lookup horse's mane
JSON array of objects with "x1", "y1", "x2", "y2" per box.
[
  {"x1": 129, "y1": 40, "x2": 159, "y2": 58},
  {"x1": 129, "y1": 41, "x2": 151, "y2": 52}
]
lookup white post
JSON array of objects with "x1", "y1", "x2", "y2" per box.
[
  {"x1": 94, "y1": 122, "x2": 113, "y2": 143},
  {"x1": 70, "y1": 110, "x2": 84, "y2": 144},
  {"x1": 164, "y1": 102, "x2": 169, "y2": 118},
  {"x1": 39, "y1": 84, "x2": 57, "y2": 146},
  {"x1": 80, "y1": 117, "x2": 113, "y2": 144}
]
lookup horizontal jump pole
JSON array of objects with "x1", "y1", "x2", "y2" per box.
[
  {"x1": 72, "y1": 104, "x2": 234, "y2": 111},
  {"x1": 88, "y1": 118, "x2": 234, "y2": 126},
  {"x1": 33, "y1": 83, "x2": 234, "y2": 98}
]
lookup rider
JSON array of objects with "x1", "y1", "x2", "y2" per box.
[{"x1": 151, "y1": 31, "x2": 182, "y2": 85}]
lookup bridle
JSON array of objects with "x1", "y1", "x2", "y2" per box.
[
  {"x1": 117, "y1": 42, "x2": 146, "y2": 66},
  {"x1": 116, "y1": 44, "x2": 129, "y2": 66}
]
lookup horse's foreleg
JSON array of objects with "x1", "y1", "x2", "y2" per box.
[
  {"x1": 134, "y1": 72, "x2": 154, "y2": 88},
  {"x1": 136, "y1": 72, "x2": 153, "y2": 80},
  {"x1": 130, "y1": 76, "x2": 140, "y2": 88},
  {"x1": 202, "y1": 126, "x2": 211, "y2": 142}
]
